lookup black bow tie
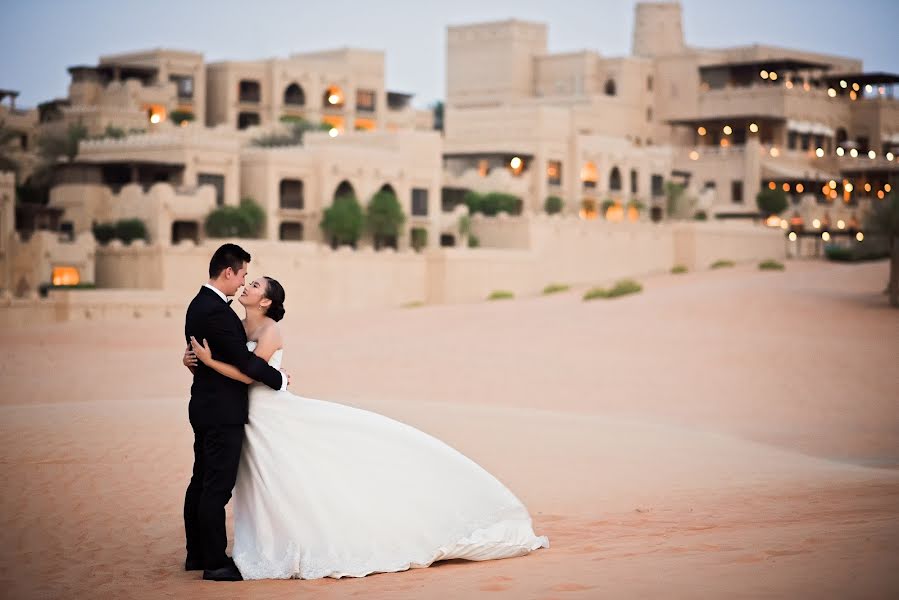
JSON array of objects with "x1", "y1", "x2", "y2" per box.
[{"x1": 226, "y1": 299, "x2": 233, "y2": 305}]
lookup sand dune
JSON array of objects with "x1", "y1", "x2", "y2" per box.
[{"x1": 1, "y1": 259, "x2": 897, "y2": 598}]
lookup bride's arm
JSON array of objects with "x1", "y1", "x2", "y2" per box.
[
  {"x1": 190, "y1": 337, "x2": 254, "y2": 384},
  {"x1": 251, "y1": 324, "x2": 282, "y2": 363}
]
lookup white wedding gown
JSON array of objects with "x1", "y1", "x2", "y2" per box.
[{"x1": 232, "y1": 342, "x2": 548, "y2": 580}]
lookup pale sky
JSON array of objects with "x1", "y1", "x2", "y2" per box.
[{"x1": 1, "y1": 0, "x2": 897, "y2": 109}]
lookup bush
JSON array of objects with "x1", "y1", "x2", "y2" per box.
[
  {"x1": 758, "y1": 259, "x2": 785, "y2": 271},
  {"x1": 463, "y1": 191, "x2": 522, "y2": 216},
  {"x1": 101, "y1": 125, "x2": 126, "y2": 140},
  {"x1": 204, "y1": 199, "x2": 265, "y2": 239},
  {"x1": 366, "y1": 190, "x2": 406, "y2": 249},
  {"x1": 665, "y1": 181, "x2": 697, "y2": 219},
  {"x1": 488, "y1": 290, "x2": 514, "y2": 300},
  {"x1": 92, "y1": 222, "x2": 116, "y2": 244},
  {"x1": 671, "y1": 265, "x2": 688, "y2": 274},
  {"x1": 693, "y1": 210, "x2": 708, "y2": 221},
  {"x1": 601, "y1": 199, "x2": 616, "y2": 214},
  {"x1": 544, "y1": 196, "x2": 564, "y2": 215},
  {"x1": 468, "y1": 234, "x2": 480, "y2": 248},
  {"x1": 583, "y1": 279, "x2": 643, "y2": 300},
  {"x1": 411, "y1": 227, "x2": 428, "y2": 252},
  {"x1": 627, "y1": 199, "x2": 646, "y2": 211},
  {"x1": 710, "y1": 259, "x2": 735, "y2": 269},
  {"x1": 170, "y1": 111, "x2": 195, "y2": 124},
  {"x1": 756, "y1": 188, "x2": 788, "y2": 216},
  {"x1": 114, "y1": 218, "x2": 148, "y2": 243},
  {"x1": 321, "y1": 194, "x2": 364, "y2": 247},
  {"x1": 38, "y1": 282, "x2": 96, "y2": 297},
  {"x1": 253, "y1": 119, "x2": 331, "y2": 147},
  {"x1": 542, "y1": 283, "x2": 570, "y2": 295},
  {"x1": 824, "y1": 239, "x2": 890, "y2": 262}
]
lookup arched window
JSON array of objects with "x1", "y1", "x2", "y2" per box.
[
  {"x1": 581, "y1": 161, "x2": 598, "y2": 189},
  {"x1": 284, "y1": 83, "x2": 305, "y2": 106},
  {"x1": 609, "y1": 167, "x2": 622, "y2": 191},
  {"x1": 604, "y1": 79, "x2": 617, "y2": 96},
  {"x1": 334, "y1": 180, "x2": 355, "y2": 201},
  {"x1": 323, "y1": 85, "x2": 345, "y2": 108}
]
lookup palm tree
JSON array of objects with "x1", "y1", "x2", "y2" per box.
[{"x1": 865, "y1": 192, "x2": 899, "y2": 307}]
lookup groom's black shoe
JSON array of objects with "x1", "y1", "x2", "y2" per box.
[
  {"x1": 184, "y1": 557, "x2": 203, "y2": 571},
  {"x1": 202, "y1": 563, "x2": 243, "y2": 582}
]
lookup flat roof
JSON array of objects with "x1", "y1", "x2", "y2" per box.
[
  {"x1": 700, "y1": 58, "x2": 832, "y2": 73},
  {"x1": 817, "y1": 72, "x2": 899, "y2": 86}
]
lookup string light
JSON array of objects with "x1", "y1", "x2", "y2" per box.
[
  {"x1": 822, "y1": 232, "x2": 831, "y2": 241},
  {"x1": 697, "y1": 126, "x2": 707, "y2": 136},
  {"x1": 868, "y1": 150, "x2": 876, "y2": 159},
  {"x1": 886, "y1": 184, "x2": 893, "y2": 192},
  {"x1": 827, "y1": 88, "x2": 837, "y2": 97},
  {"x1": 749, "y1": 123, "x2": 759, "y2": 133},
  {"x1": 856, "y1": 232, "x2": 864, "y2": 242},
  {"x1": 788, "y1": 232, "x2": 797, "y2": 241},
  {"x1": 812, "y1": 219, "x2": 821, "y2": 228},
  {"x1": 689, "y1": 150, "x2": 699, "y2": 160},
  {"x1": 815, "y1": 148, "x2": 824, "y2": 157},
  {"x1": 836, "y1": 147, "x2": 845, "y2": 156},
  {"x1": 849, "y1": 148, "x2": 858, "y2": 157},
  {"x1": 837, "y1": 219, "x2": 846, "y2": 229},
  {"x1": 760, "y1": 70, "x2": 769, "y2": 79},
  {"x1": 723, "y1": 125, "x2": 733, "y2": 135},
  {"x1": 768, "y1": 181, "x2": 777, "y2": 190},
  {"x1": 782, "y1": 183, "x2": 790, "y2": 192},
  {"x1": 839, "y1": 80, "x2": 848, "y2": 88},
  {"x1": 796, "y1": 183, "x2": 804, "y2": 193}
]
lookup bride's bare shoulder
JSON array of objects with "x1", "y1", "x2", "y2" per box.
[{"x1": 259, "y1": 319, "x2": 283, "y2": 344}]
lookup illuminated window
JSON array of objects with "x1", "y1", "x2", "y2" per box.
[
  {"x1": 323, "y1": 85, "x2": 345, "y2": 108},
  {"x1": 52, "y1": 266, "x2": 80, "y2": 286},
  {"x1": 547, "y1": 160, "x2": 562, "y2": 185},
  {"x1": 581, "y1": 162, "x2": 598, "y2": 188},
  {"x1": 356, "y1": 89, "x2": 376, "y2": 112}
]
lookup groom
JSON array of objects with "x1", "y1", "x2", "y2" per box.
[{"x1": 183, "y1": 243, "x2": 289, "y2": 581}]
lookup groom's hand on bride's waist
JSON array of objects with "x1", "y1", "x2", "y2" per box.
[{"x1": 280, "y1": 369, "x2": 291, "y2": 389}]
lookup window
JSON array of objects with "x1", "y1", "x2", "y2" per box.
[
  {"x1": 411, "y1": 188, "x2": 428, "y2": 216},
  {"x1": 731, "y1": 180, "x2": 743, "y2": 203},
  {"x1": 857, "y1": 136, "x2": 869, "y2": 152},
  {"x1": 171, "y1": 220, "x2": 199, "y2": 244},
  {"x1": 609, "y1": 167, "x2": 622, "y2": 191},
  {"x1": 279, "y1": 179, "x2": 304, "y2": 209},
  {"x1": 646, "y1": 107, "x2": 653, "y2": 122},
  {"x1": 647, "y1": 75, "x2": 653, "y2": 91},
  {"x1": 788, "y1": 131, "x2": 798, "y2": 150},
  {"x1": 284, "y1": 83, "x2": 305, "y2": 106},
  {"x1": 547, "y1": 160, "x2": 562, "y2": 185},
  {"x1": 704, "y1": 180, "x2": 716, "y2": 190},
  {"x1": 630, "y1": 169, "x2": 638, "y2": 194},
  {"x1": 651, "y1": 174, "x2": 664, "y2": 197},
  {"x1": 604, "y1": 79, "x2": 616, "y2": 96},
  {"x1": 198, "y1": 173, "x2": 225, "y2": 206},
  {"x1": 20, "y1": 134, "x2": 28, "y2": 150},
  {"x1": 238, "y1": 112, "x2": 260, "y2": 130},
  {"x1": 170, "y1": 75, "x2": 194, "y2": 100},
  {"x1": 800, "y1": 133, "x2": 811, "y2": 151},
  {"x1": 279, "y1": 222, "x2": 303, "y2": 241},
  {"x1": 356, "y1": 89, "x2": 376, "y2": 112},
  {"x1": 239, "y1": 80, "x2": 260, "y2": 103},
  {"x1": 439, "y1": 234, "x2": 455, "y2": 247}
]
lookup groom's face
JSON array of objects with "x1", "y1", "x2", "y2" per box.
[{"x1": 225, "y1": 262, "x2": 248, "y2": 296}]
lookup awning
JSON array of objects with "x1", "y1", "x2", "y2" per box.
[{"x1": 761, "y1": 160, "x2": 838, "y2": 182}]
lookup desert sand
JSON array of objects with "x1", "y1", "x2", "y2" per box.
[{"x1": 1, "y1": 259, "x2": 897, "y2": 599}]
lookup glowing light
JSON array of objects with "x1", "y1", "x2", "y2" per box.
[
  {"x1": 837, "y1": 219, "x2": 846, "y2": 229},
  {"x1": 689, "y1": 150, "x2": 699, "y2": 160},
  {"x1": 782, "y1": 183, "x2": 790, "y2": 192},
  {"x1": 844, "y1": 183, "x2": 853, "y2": 192},
  {"x1": 697, "y1": 126, "x2": 707, "y2": 136},
  {"x1": 815, "y1": 147, "x2": 824, "y2": 157},
  {"x1": 830, "y1": 190, "x2": 838, "y2": 200},
  {"x1": 822, "y1": 232, "x2": 831, "y2": 241},
  {"x1": 769, "y1": 147, "x2": 780, "y2": 157},
  {"x1": 812, "y1": 219, "x2": 821, "y2": 228},
  {"x1": 865, "y1": 84, "x2": 874, "y2": 93},
  {"x1": 788, "y1": 232, "x2": 797, "y2": 241},
  {"x1": 723, "y1": 125, "x2": 733, "y2": 135},
  {"x1": 868, "y1": 150, "x2": 876, "y2": 159},
  {"x1": 827, "y1": 88, "x2": 837, "y2": 98},
  {"x1": 839, "y1": 80, "x2": 847, "y2": 88},
  {"x1": 768, "y1": 181, "x2": 777, "y2": 190},
  {"x1": 785, "y1": 80, "x2": 794, "y2": 89},
  {"x1": 770, "y1": 72, "x2": 778, "y2": 81},
  {"x1": 149, "y1": 113, "x2": 161, "y2": 124},
  {"x1": 328, "y1": 94, "x2": 341, "y2": 105},
  {"x1": 836, "y1": 147, "x2": 844, "y2": 156},
  {"x1": 803, "y1": 81, "x2": 811, "y2": 91},
  {"x1": 856, "y1": 232, "x2": 864, "y2": 242},
  {"x1": 886, "y1": 184, "x2": 893, "y2": 192},
  {"x1": 760, "y1": 70, "x2": 769, "y2": 79},
  {"x1": 720, "y1": 138, "x2": 730, "y2": 147},
  {"x1": 510, "y1": 157, "x2": 522, "y2": 169},
  {"x1": 865, "y1": 183, "x2": 872, "y2": 192},
  {"x1": 749, "y1": 123, "x2": 759, "y2": 133},
  {"x1": 829, "y1": 180, "x2": 837, "y2": 189},
  {"x1": 849, "y1": 148, "x2": 859, "y2": 158},
  {"x1": 887, "y1": 152, "x2": 895, "y2": 161},
  {"x1": 766, "y1": 215, "x2": 781, "y2": 227},
  {"x1": 328, "y1": 128, "x2": 339, "y2": 137},
  {"x1": 878, "y1": 190, "x2": 885, "y2": 199},
  {"x1": 780, "y1": 220, "x2": 789, "y2": 230},
  {"x1": 852, "y1": 83, "x2": 860, "y2": 91},
  {"x1": 849, "y1": 91, "x2": 857, "y2": 101},
  {"x1": 796, "y1": 183, "x2": 804, "y2": 193}
]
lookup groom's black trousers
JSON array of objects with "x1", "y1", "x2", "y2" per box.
[{"x1": 184, "y1": 424, "x2": 244, "y2": 569}]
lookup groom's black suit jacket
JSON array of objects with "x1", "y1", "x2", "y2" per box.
[{"x1": 184, "y1": 286, "x2": 283, "y2": 428}]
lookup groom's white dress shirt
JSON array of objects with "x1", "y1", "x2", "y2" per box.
[{"x1": 203, "y1": 283, "x2": 288, "y2": 391}]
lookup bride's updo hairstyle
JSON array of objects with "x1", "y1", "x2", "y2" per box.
[{"x1": 262, "y1": 276, "x2": 286, "y2": 322}]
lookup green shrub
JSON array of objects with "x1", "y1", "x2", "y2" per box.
[
  {"x1": 584, "y1": 279, "x2": 643, "y2": 300},
  {"x1": 170, "y1": 111, "x2": 195, "y2": 124},
  {"x1": 114, "y1": 218, "x2": 148, "y2": 243},
  {"x1": 710, "y1": 259, "x2": 735, "y2": 269},
  {"x1": 101, "y1": 125, "x2": 126, "y2": 140},
  {"x1": 488, "y1": 290, "x2": 514, "y2": 300},
  {"x1": 542, "y1": 283, "x2": 570, "y2": 295},
  {"x1": 463, "y1": 191, "x2": 522, "y2": 216},
  {"x1": 544, "y1": 196, "x2": 564, "y2": 215},
  {"x1": 92, "y1": 222, "x2": 116, "y2": 244},
  {"x1": 758, "y1": 259, "x2": 785, "y2": 271},
  {"x1": 671, "y1": 265, "x2": 688, "y2": 274},
  {"x1": 693, "y1": 210, "x2": 708, "y2": 221},
  {"x1": 627, "y1": 199, "x2": 646, "y2": 211},
  {"x1": 411, "y1": 227, "x2": 428, "y2": 252},
  {"x1": 468, "y1": 234, "x2": 480, "y2": 248},
  {"x1": 38, "y1": 282, "x2": 96, "y2": 297},
  {"x1": 321, "y1": 194, "x2": 364, "y2": 247},
  {"x1": 239, "y1": 198, "x2": 265, "y2": 238},
  {"x1": 402, "y1": 301, "x2": 424, "y2": 308},
  {"x1": 204, "y1": 199, "x2": 265, "y2": 239},
  {"x1": 601, "y1": 199, "x2": 616, "y2": 215},
  {"x1": 366, "y1": 190, "x2": 406, "y2": 249},
  {"x1": 756, "y1": 188, "x2": 788, "y2": 216},
  {"x1": 824, "y1": 239, "x2": 890, "y2": 262}
]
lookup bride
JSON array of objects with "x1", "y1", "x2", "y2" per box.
[{"x1": 184, "y1": 275, "x2": 548, "y2": 580}]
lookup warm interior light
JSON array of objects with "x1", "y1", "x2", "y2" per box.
[
  {"x1": 856, "y1": 232, "x2": 864, "y2": 242},
  {"x1": 697, "y1": 126, "x2": 707, "y2": 136},
  {"x1": 836, "y1": 147, "x2": 845, "y2": 156},
  {"x1": 720, "y1": 138, "x2": 730, "y2": 147},
  {"x1": 849, "y1": 148, "x2": 858, "y2": 157},
  {"x1": 864, "y1": 183, "x2": 872, "y2": 192},
  {"x1": 837, "y1": 219, "x2": 846, "y2": 229},
  {"x1": 770, "y1": 72, "x2": 778, "y2": 81},
  {"x1": 815, "y1": 148, "x2": 824, "y2": 157},
  {"x1": 827, "y1": 88, "x2": 837, "y2": 97},
  {"x1": 852, "y1": 83, "x2": 860, "y2": 91},
  {"x1": 760, "y1": 70, "x2": 769, "y2": 79},
  {"x1": 844, "y1": 183, "x2": 853, "y2": 192},
  {"x1": 878, "y1": 190, "x2": 885, "y2": 199},
  {"x1": 796, "y1": 183, "x2": 804, "y2": 193},
  {"x1": 510, "y1": 157, "x2": 522, "y2": 169},
  {"x1": 780, "y1": 220, "x2": 789, "y2": 230},
  {"x1": 887, "y1": 152, "x2": 895, "y2": 161},
  {"x1": 829, "y1": 180, "x2": 837, "y2": 189},
  {"x1": 850, "y1": 91, "x2": 858, "y2": 101},
  {"x1": 782, "y1": 183, "x2": 790, "y2": 192},
  {"x1": 788, "y1": 232, "x2": 797, "y2": 241},
  {"x1": 868, "y1": 150, "x2": 876, "y2": 159},
  {"x1": 785, "y1": 80, "x2": 794, "y2": 89},
  {"x1": 769, "y1": 147, "x2": 779, "y2": 157},
  {"x1": 689, "y1": 150, "x2": 699, "y2": 160},
  {"x1": 768, "y1": 181, "x2": 776, "y2": 190},
  {"x1": 328, "y1": 128, "x2": 339, "y2": 137},
  {"x1": 812, "y1": 218, "x2": 821, "y2": 229},
  {"x1": 749, "y1": 123, "x2": 759, "y2": 133},
  {"x1": 723, "y1": 125, "x2": 732, "y2": 135},
  {"x1": 822, "y1": 232, "x2": 831, "y2": 241},
  {"x1": 52, "y1": 266, "x2": 80, "y2": 286},
  {"x1": 886, "y1": 184, "x2": 893, "y2": 192}
]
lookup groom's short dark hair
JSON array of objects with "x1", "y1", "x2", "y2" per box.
[{"x1": 209, "y1": 243, "x2": 251, "y2": 278}]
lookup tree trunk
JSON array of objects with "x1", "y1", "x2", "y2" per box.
[{"x1": 890, "y1": 236, "x2": 899, "y2": 308}]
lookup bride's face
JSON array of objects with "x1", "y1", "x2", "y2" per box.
[{"x1": 238, "y1": 277, "x2": 271, "y2": 312}]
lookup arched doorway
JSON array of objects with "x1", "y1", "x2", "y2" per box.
[{"x1": 284, "y1": 83, "x2": 305, "y2": 106}]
